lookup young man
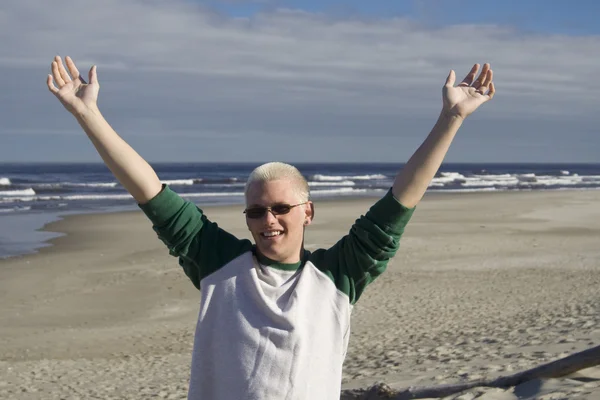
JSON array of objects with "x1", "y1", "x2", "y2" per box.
[{"x1": 47, "y1": 56, "x2": 495, "y2": 399}]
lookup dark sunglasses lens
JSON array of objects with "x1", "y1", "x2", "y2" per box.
[
  {"x1": 271, "y1": 204, "x2": 292, "y2": 215},
  {"x1": 245, "y1": 204, "x2": 294, "y2": 218},
  {"x1": 246, "y1": 208, "x2": 267, "y2": 219}
]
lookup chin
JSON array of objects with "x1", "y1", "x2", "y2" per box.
[
  {"x1": 258, "y1": 246, "x2": 281, "y2": 259},
  {"x1": 257, "y1": 244, "x2": 292, "y2": 263}
]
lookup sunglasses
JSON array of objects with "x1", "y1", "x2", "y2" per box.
[{"x1": 243, "y1": 202, "x2": 308, "y2": 219}]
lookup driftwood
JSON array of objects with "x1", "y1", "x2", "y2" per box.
[{"x1": 340, "y1": 344, "x2": 600, "y2": 400}]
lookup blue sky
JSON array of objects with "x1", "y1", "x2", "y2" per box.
[
  {"x1": 1, "y1": 0, "x2": 599, "y2": 163},
  {"x1": 206, "y1": 0, "x2": 600, "y2": 35}
]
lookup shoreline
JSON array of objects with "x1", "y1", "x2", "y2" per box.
[
  {"x1": 0, "y1": 190, "x2": 468, "y2": 261},
  {"x1": 2, "y1": 186, "x2": 600, "y2": 261},
  {"x1": 0, "y1": 189, "x2": 578, "y2": 262}
]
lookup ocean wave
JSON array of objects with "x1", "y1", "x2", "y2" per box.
[
  {"x1": 1, "y1": 191, "x2": 246, "y2": 203},
  {"x1": 311, "y1": 174, "x2": 387, "y2": 181},
  {"x1": 582, "y1": 175, "x2": 600, "y2": 181},
  {"x1": 433, "y1": 172, "x2": 467, "y2": 184},
  {"x1": 163, "y1": 178, "x2": 246, "y2": 185},
  {"x1": 0, "y1": 188, "x2": 383, "y2": 203},
  {"x1": 0, "y1": 206, "x2": 31, "y2": 213},
  {"x1": 201, "y1": 182, "x2": 246, "y2": 188},
  {"x1": 24, "y1": 179, "x2": 250, "y2": 190},
  {"x1": 0, "y1": 177, "x2": 10, "y2": 186},
  {"x1": 67, "y1": 182, "x2": 118, "y2": 188},
  {"x1": 30, "y1": 180, "x2": 247, "y2": 189},
  {"x1": 461, "y1": 176, "x2": 519, "y2": 187},
  {"x1": 430, "y1": 172, "x2": 600, "y2": 189},
  {"x1": 162, "y1": 179, "x2": 196, "y2": 186},
  {"x1": 438, "y1": 187, "x2": 501, "y2": 193},
  {"x1": 0, "y1": 193, "x2": 131, "y2": 202},
  {"x1": 33, "y1": 182, "x2": 118, "y2": 188},
  {"x1": 2, "y1": 172, "x2": 600, "y2": 205},
  {"x1": 180, "y1": 192, "x2": 245, "y2": 198},
  {"x1": 308, "y1": 180, "x2": 355, "y2": 187},
  {"x1": 202, "y1": 178, "x2": 240, "y2": 184},
  {"x1": 522, "y1": 175, "x2": 600, "y2": 186},
  {"x1": 310, "y1": 187, "x2": 383, "y2": 195},
  {"x1": 0, "y1": 188, "x2": 36, "y2": 196}
]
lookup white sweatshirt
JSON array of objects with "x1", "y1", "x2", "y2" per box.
[{"x1": 140, "y1": 185, "x2": 414, "y2": 399}]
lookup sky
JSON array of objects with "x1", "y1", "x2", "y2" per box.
[{"x1": 1, "y1": 0, "x2": 599, "y2": 163}]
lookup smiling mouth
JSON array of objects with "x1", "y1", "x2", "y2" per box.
[{"x1": 260, "y1": 230, "x2": 283, "y2": 238}]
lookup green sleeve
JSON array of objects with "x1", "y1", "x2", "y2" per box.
[
  {"x1": 138, "y1": 185, "x2": 253, "y2": 289},
  {"x1": 309, "y1": 188, "x2": 415, "y2": 305}
]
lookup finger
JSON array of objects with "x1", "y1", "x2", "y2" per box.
[
  {"x1": 473, "y1": 70, "x2": 491, "y2": 94},
  {"x1": 65, "y1": 56, "x2": 84, "y2": 84},
  {"x1": 473, "y1": 63, "x2": 490, "y2": 89},
  {"x1": 444, "y1": 70, "x2": 456, "y2": 88},
  {"x1": 459, "y1": 64, "x2": 479, "y2": 87},
  {"x1": 51, "y1": 61, "x2": 66, "y2": 87},
  {"x1": 47, "y1": 74, "x2": 59, "y2": 94},
  {"x1": 475, "y1": 70, "x2": 492, "y2": 94},
  {"x1": 89, "y1": 65, "x2": 98, "y2": 85},
  {"x1": 486, "y1": 82, "x2": 496, "y2": 100},
  {"x1": 481, "y1": 69, "x2": 493, "y2": 87},
  {"x1": 55, "y1": 55, "x2": 72, "y2": 83}
]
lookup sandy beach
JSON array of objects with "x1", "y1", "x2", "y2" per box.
[{"x1": 1, "y1": 190, "x2": 599, "y2": 399}]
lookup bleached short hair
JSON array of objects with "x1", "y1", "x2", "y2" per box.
[{"x1": 245, "y1": 162, "x2": 310, "y2": 203}]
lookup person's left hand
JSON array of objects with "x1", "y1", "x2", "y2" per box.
[{"x1": 442, "y1": 63, "x2": 495, "y2": 120}]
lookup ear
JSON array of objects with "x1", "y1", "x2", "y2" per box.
[{"x1": 304, "y1": 201, "x2": 314, "y2": 226}]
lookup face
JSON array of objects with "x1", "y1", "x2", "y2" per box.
[{"x1": 245, "y1": 179, "x2": 314, "y2": 264}]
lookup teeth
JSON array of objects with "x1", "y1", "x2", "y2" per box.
[{"x1": 262, "y1": 231, "x2": 282, "y2": 237}]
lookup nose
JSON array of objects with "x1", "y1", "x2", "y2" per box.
[{"x1": 264, "y1": 209, "x2": 278, "y2": 223}]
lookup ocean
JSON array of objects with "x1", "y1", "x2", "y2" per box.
[{"x1": 1, "y1": 162, "x2": 600, "y2": 259}]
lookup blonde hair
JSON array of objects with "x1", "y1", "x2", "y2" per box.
[{"x1": 245, "y1": 162, "x2": 310, "y2": 203}]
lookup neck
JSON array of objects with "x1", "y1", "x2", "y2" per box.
[{"x1": 255, "y1": 246, "x2": 306, "y2": 266}]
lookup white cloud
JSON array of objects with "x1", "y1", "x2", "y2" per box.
[{"x1": 1, "y1": 0, "x2": 599, "y2": 162}]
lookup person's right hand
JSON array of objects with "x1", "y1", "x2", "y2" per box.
[{"x1": 47, "y1": 56, "x2": 99, "y2": 116}]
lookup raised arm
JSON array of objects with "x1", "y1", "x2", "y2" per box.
[
  {"x1": 47, "y1": 55, "x2": 162, "y2": 204},
  {"x1": 392, "y1": 63, "x2": 496, "y2": 208}
]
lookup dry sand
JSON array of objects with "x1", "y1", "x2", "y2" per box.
[{"x1": 1, "y1": 190, "x2": 599, "y2": 399}]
